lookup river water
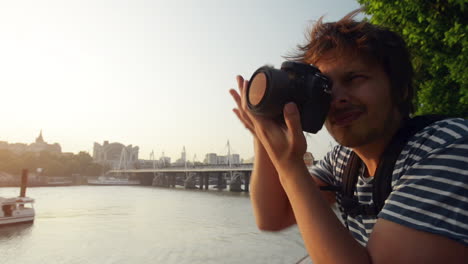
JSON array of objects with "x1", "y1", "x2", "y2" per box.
[{"x1": 0, "y1": 186, "x2": 309, "y2": 264}]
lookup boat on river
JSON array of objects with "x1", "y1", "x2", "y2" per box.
[
  {"x1": 88, "y1": 176, "x2": 140, "y2": 186},
  {"x1": 0, "y1": 169, "x2": 35, "y2": 226},
  {"x1": 0, "y1": 197, "x2": 35, "y2": 225}
]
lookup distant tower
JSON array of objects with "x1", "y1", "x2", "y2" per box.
[
  {"x1": 36, "y1": 130, "x2": 45, "y2": 144},
  {"x1": 181, "y1": 146, "x2": 186, "y2": 163},
  {"x1": 226, "y1": 140, "x2": 231, "y2": 166}
]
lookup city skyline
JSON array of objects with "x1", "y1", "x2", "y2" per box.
[
  {"x1": 0, "y1": 0, "x2": 360, "y2": 162},
  {"x1": 0, "y1": 130, "x2": 246, "y2": 163}
]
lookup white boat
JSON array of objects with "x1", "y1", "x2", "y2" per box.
[
  {"x1": 88, "y1": 176, "x2": 140, "y2": 186},
  {"x1": 0, "y1": 169, "x2": 35, "y2": 226},
  {"x1": 0, "y1": 196, "x2": 35, "y2": 225}
]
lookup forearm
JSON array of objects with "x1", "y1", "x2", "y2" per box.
[
  {"x1": 250, "y1": 139, "x2": 296, "y2": 230},
  {"x1": 278, "y1": 162, "x2": 371, "y2": 264}
]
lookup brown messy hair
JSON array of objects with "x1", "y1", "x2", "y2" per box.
[{"x1": 289, "y1": 9, "x2": 415, "y2": 117}]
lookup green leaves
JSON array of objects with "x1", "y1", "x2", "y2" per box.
[
  {"x1": 0, "y1": 150, "x2": 104, "y2": 177},
  {"x1": 358, "y1": 0, "x2": 468, "y2": 117}
]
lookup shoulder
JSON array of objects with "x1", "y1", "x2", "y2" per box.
[
  {"x1": 383, "y1": 118, "x2": 468, "y2": 246},
  {"x1": 409, "y1": 117, "x2": 468, "y2": 150},
  {"x1": 394, "y1": 117, "x2": 468, "y2": 186},
  {"x1": 395, "y1": 118, "x2": 468, "y2": 171}
]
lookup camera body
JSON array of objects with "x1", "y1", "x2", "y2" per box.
[{"x1": 246, "y1": 61, "x2": 331, "y2": 133}]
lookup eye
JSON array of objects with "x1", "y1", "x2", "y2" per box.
[{"x1": 347, "y1": 74, "x2": 367, "y2": 82}]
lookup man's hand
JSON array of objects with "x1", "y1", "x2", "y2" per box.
[
  {"x1": 229, "y1": 75, "x2": 307, "y2": 177},
  {"x1": 229, "y1": 75, "x2": 298, "y2": 231}
]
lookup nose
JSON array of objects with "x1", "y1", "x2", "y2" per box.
[{"x1": 330, "y1": 83, "x2": 350, "y2": 107}]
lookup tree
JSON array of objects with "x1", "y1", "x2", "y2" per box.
[
  {"x1": 0, "y1": 149, "x2": 15, "y2": 172},
  {"x1": 0, "y1": 150, "x2": 105, "y2": 177},
  {"x1": 358, "y1": 0, "x2": 467, "y2": 117},
  {"x1": 44, "y1": 159, "x2": 67, "y2": 177},
  {"x1": 84, "y1": 163, "x2": 104, "y2": 176}
]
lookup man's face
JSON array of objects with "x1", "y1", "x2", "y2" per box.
[{"x1": 316, "y1": 52, "x2": 401, "y2": 148}]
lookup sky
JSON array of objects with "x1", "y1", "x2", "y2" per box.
[{"x1": 0, "y1": 0, "x2": 361, "y2": 162}]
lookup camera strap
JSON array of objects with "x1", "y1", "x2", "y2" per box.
[{"x1": 320, "y1": 115, "x2": 446, "y2": 221}]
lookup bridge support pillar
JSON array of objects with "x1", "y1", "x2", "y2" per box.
[
  {"x1": 217, "y1": 173, "x2": 222, "y2": 189},
  {"x1": 198, "y1": 173, "x2": 203, "y2": 190},
  {"x1": 204, "y1": 173, "x2": 209, "y2": 190},
  {"x1": 244, "y1": 172, "x2": 251, "y2": 192},
  {"x1": 171, "y1": 174, "x2": 176, "y2": 188}
]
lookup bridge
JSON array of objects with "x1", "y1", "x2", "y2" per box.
[
  {"x1": 109, "y1": 164, "x2": 253, "y2": 173},
  {"x1": 108, "y1": 164, "x2": 253, "y2": 192}
]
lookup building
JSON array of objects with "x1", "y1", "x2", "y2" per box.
[
  {"x1": 230, "y1": 154, "x2": 240, "y2": 164},
  {"x1": 138, "y1": 155, "x2": 171, "y2": 169},
  {"x1": 159, "y1": 156, "x2": 171, "y2": 167},
  {"x1": 174, "y1": 146, "x2": 187, "y2": 166},
  {"x1": 93, "y1": 141, "x2": 139, "y2": 170},
  {"x1": 203, "y1": 153, "x2": 240, "y2": 165},
  {"x1": 0, "y1": 131, "x2": 61, "y2": 155},
  {"x1": 204, "y1": 153, "x2": 218, "y2": 165}
]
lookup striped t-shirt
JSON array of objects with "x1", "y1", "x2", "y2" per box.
[{"x1": 310, "y1": 118, "x2": 468, "y2": 246}]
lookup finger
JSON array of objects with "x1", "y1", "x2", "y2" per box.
[
  {"x1": 234, "y1": 75, "x2": 273, "y2": 137},
  {"x1": 229, "y1": 89, "x2": 242, "y2": 109},
  {"x1": 234, "y1": 78, "x2": 257, "y2": 124},
  {"x1": 236, "y1": 75, "x2": 244, "y2": 93},
  {"x1": 230, "y1": 88, "x2": 255, "y2": 124},
  {"x1": 283, "y1": 102, "x2": 305, "y2": 142},
  {"x1": 232, "y1": 106, "x2": 254, "y2": 129},
  {"x1": 241, "y1": 79, "x2": 249, "y2": 110},
  {"x1": 235, "y1": 75, "x2": 251, "y2": 112}
]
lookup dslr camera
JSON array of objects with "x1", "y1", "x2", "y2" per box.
[{"x1": 246, "y1": 61, "x2": 332, "y2": 133}]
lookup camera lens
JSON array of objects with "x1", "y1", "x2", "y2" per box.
[
  {"x1": 246, "y1": 61, "x2": 331, "y2": 133},
  {"x1": 248, "y1": 72, "x2": 267, "y2": 106},
  {"x1": 247, "y1": 66, "x2": 290, "y2": 118}
]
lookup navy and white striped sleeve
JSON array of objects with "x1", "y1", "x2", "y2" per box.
[{"x1": 379, "y1": 119, "x2": 468, "y2": 246}]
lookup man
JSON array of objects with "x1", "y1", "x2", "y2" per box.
[{"x1": 229, "y1": 10, "x2": 467, "y2": 263}]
